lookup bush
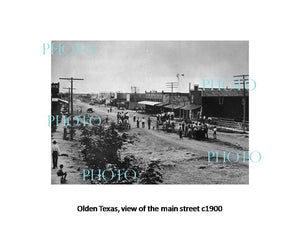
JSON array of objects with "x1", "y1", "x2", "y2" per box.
[
  {"x1": 79, "y1": 123, "x2": 123, "y2": 169},
  {"x1": 139, "y1": 160, "x2": 163, "y2": 184},
  {"x1": 78, "y1": 123, "x2": 163, "y2": 184}
]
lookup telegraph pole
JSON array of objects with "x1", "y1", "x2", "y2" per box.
[
  {"x1": 234, "y1": 75, "x2": 249, "y2": 132},
  {"x1": 60, "y1": 77, "x2": 84, "y2": 140},
  {"x1": 131, "y1": 86, "x2": 138, "y2": 94},
  {"x1": 63, "y1": 87, "x2": 76, "y2": 114},
  {"x1": 166, "y1": 82, "x2": 178, "y2": 112}
]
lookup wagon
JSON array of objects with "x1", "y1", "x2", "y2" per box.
[{"x1": 87, "y1": 108, "x2": 94, "y2": 113}]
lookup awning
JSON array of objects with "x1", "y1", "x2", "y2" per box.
[
  {"x1": 164, "y1": 104, "x2": 184, "y2": 110},
  {"x1": 138, "y1": 101, "x2": 161, "y2": 106},
  {"x1": 181, "y1": 104, "x2": 201, "y2": 111},
  {"x1": 59, "y1": 99, "x2": 69, "y2": 104},
  {"x1": 155, "y1": 102, "x2": 169, "y2": 107},
  {"x1": 52, "y1": 98, "x2": 68, "y2": 104}
]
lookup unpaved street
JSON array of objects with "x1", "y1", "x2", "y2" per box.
[{"x1": 51, "y1": 99, "x2": 249, "y2": 184}]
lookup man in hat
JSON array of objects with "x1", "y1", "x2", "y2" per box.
[
  {"x1": 51, "y1": 140, "x2": 60, "y2": 169},
  {"x1": 57, "y1": 164, "x2": 67, "y2": 183}
]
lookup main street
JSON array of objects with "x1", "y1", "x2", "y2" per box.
[{"x1": 73, "y1": 99, "x2": 249, "y2": 184}]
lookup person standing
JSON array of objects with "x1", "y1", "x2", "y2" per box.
[
  {"x1": 188, "y1": 125, "x2": 192, "y2": 139},
  {"x1": 63, "y1": 127, "x2": 67, "y2": 140},
  {"x1": 204, "y1": 123, "x2": 208, "y2": 139},
  {"x1": 147, "y1": 117, "x2": 151, "y2": 129},
  {"x1": 142, "y1": 117, "x2": 145, "y2": 128},
  {"x1": 200, "y1": 124, "x2": 205, "y2": 140},
  {"x1": 133, "y1": 113, "x2": 136, "y2": 122},
  {"x1": 213, "y1": 126, "x2": 217, "y2": 139},
  {"x1": 137, "y1": 117, "x2": 140, "y2": 128},
  {"x1": 178, "y1": 126, "x2": 183, "y2": 139},
  {"x1": 51, "y1": 140, "x2": 60, "y2": 169},
  {"x1": 182, "y1": 121, "x2": 185, "y2": 133}
]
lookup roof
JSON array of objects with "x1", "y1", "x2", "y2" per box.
[
  {"x1": 59, "y1": 99, "x2": 69, "y2": 104},
  {"x1": 164, "y1": 104, "x2": 184, "y2": 110},
  {"x1": 155, "y1": 102, "x2": 169, "y2": 107},
  {"x1": 201, "y1": 88, "x2": 249, "y2": 97},
  {"x1": 138, "y1": 101, "x2": 161, "y2": 106},
  {"x1": 52, "y1": 98, "x2": 69, "y2": 104},
  {"x1": 181, "y1": 104, "x2": 202, "y2": 111}
]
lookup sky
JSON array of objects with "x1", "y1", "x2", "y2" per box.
[{"x1": 51, "y1": 41, "x2": 248, "y2": 94}]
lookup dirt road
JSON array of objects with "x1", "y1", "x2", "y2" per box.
[{"x1": 72, "y1": 100, "x2": 249, "y2": 184}]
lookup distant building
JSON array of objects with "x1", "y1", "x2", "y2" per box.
[
  {"x1": 51, "y1": 82, "x2": 69, "y2": 116},
  {"x1": 180, "y1": 85, "x2": 202, "y2": 119},
  {"x1": 201, "y1": 88, "x2": 249, "y2": 121},
  {"x1": 114, "y1": 85, "x2": 249, "y2": 121},
  {"x1": 51, "y1": 82, "x2": 61, "y2": 115}
]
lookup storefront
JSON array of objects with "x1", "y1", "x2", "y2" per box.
[
  {"x1": 180, "y1": 104, "x2": 202, "y2": 120},
  {"x1": 137, "y1": 101, "x2": 161, "y2": 114}
]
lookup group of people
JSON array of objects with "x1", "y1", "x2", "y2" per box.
[
  {"x1": 154, "y1": 113, "x2": 216, "y2": 140},
  {"x1": 162, "y1": 119, "x2": 176, "y2": 131},
  {"x1": 155, "y1": 112, "x2": 176, "y2": 131},
  {"x1": 119, "y1": 109, "x2": 217, "y2": 140},
  {"x1": 177, "y1": 121, "x2": 217, "y2": 140},
  {"x1": 156, "y1": 112, "x2": 175, "y2": 124},
  {"x1": 107, "y1": 107, "x2": 112, "y2": 113},
  {"x1": 116, "y1": 111, "x2": 131, "y2": 129},
  {"x1": 117, "y1": 111, "x2": 129, "y2": 123},
  {"x1": 133, "y1": 114, "x2": 152, "y2": 129}
]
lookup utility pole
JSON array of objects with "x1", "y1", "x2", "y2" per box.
[
  {"x1": 166, "y1": 82, "x2": 178, "y2": 112},
  {"x1": 131, "y1": 86, "x2": 138, "y2": 94},
  {"x1": 63, "y1": 87, "x2": 76, "y2": 114},
  {"x1": 60, "y1": 77, "x2": 84, "y2": 140},
  {"x1": 234, "y1": 75, "x2": 249, "y2": 132}
]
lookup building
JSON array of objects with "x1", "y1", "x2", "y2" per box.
[
  {"x1": 114, "y1": 85, "x2": 249, "y2": 121},
  {"x1": 201, "y1": 88, "x2": 249, "y2": 121},
  {"x1": 51, "y1": 82, "x2": 66, "y2": 115},
  {"x1": 180, "y1": 85, "x2": 202, "y2": 119},
  {"x1": 137, "y1": 91, "x2": 190, "y2": 115}
]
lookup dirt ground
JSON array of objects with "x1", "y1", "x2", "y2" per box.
[{"x1": 51, "y1": 99, "x2": 249, "y2": 184}]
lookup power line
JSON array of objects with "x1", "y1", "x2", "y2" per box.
[
  {"x1": 131, "y1": 86, "x2": 138, "y2": 94},
  {"x1": 233, "y1": 74, "x2": 249, "y2": 132},
  {"x1": 59, "y1": 77, "x2": 84, "y2": 140},
  {"x1": 166, "y1": 82, "x2": 179, "y2": 111},
  {"x1": 63, "y1": 87, "x2": 76, "y2": 114}
]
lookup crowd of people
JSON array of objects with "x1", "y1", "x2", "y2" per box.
[
  {"x1": 178, "y1": 117, "x2": 216, "y2": 140},
  {"x1": 133, "y1": 113, "x2": 153, "y2": 129},
  {"x1": 116, "y1": 111, "x2": 131, "y2": 129},
  {"x1": 156, "y1": 112, "x2": 175, "y2": 123},
  {"x1": 156, "y1": 112, "x2": 176, "y2": 131},
  {"x1": 155, "y1": 113, "x2": 216, "y2": 140},
  {"x1": 115, "y1": 109, "x2": 216, "y2": 140},
  {"x1": 178, "y1": 121, "x2": 214, "y2": 140}
]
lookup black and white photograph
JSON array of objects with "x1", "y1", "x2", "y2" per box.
[
  {"x1": 2, "y1": 0, "x2": 300, "y2": 224},
  {"x1": 51, "y1": 41, "x2": 249, "y2": 184}
]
